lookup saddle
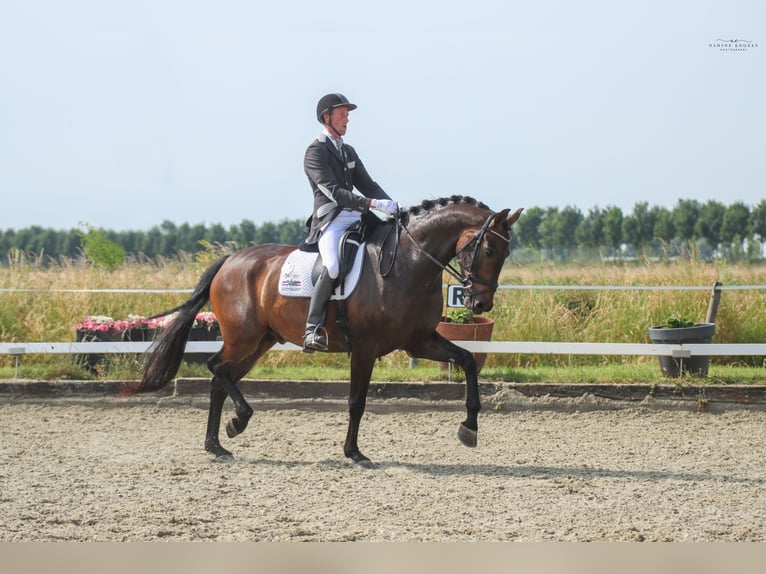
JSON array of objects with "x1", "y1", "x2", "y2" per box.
[{"x1": 278, "y1": 223, "x2": 365, "y2": 300}]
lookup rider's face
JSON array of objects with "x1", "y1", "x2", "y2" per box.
[{"x1": 326, "y1": 106, "x2": 350, "y2": 137}]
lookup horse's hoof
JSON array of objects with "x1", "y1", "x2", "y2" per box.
[
  {"x1": 225, "y1": 420, "x2": 240, "y2": 438},
  {"x1": 205, "y1": 442, "x2": 233, "y2": 458},
  {"x1": 458, "y1": 423, "x2": 478, "y2": 448},
  {"x1": 347, "y1": 452, "x2": 376, "y2": 469}
]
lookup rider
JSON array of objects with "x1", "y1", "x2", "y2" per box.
[{"x1": 302, "y1": 93, "x2": 399, "y2": 352}]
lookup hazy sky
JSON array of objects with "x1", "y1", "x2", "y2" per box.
[{"x1": 1, "y1": 0, "x2": 763, "y2": 231}]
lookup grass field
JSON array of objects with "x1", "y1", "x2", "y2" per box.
[{"x1": 2, "y1": 252, "x2": 766, "y2": 382}]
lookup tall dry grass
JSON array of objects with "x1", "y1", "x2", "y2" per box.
[
  {"x1": 0, "y1": 254, "x2": 203, "y2": 342},
  {"x1": 2, "y1": 253, "x2": 765, "y2": 370},
  {"x1": 484, "y1": 258, "x2": 766, "y2": 367}
]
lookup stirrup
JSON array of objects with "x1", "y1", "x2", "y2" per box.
[{"x1": 303, "y1": 324, "x2": 328, "y2": 352}]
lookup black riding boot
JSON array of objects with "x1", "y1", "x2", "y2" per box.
[{"x1": 303, "y1": 268, "x2": 334, "y2": 353}]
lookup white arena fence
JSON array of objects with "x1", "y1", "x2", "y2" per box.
[{"x1": 2, "y1": 284, "x2": 766, "y2": 359}]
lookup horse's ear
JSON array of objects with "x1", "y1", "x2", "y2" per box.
[
  {"x1": 491, "y1": 209, "x2": 510, "y2": 228},
  {"x1": 506, "y1": 208, "x2": 524, "y2": 226}
]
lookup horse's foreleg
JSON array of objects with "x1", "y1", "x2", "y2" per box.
[
  {"x1": 406, "y1": 333, "x2": 481, "y2": 448},
  {"x1": 457, "y1": 349, "x2": 480, "y2": 447},
  {"x1": 344, "y1": 353, "x2": 376, "y2": 468}
]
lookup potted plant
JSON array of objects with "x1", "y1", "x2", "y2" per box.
[
  {"x1": 182, "y1": 311, "x2": 222, "y2": 363},
  {"x1": 121, "y1": 315, "x2": 153, "y2": 342},
  {"x1": 648, "y1": 313, "x2": 715, "y2": 377},
  {"x1": 75, "y1": 315, "x2": 122, "y2": 368},
  {"x1": 436, "y1": 307, "x2": 495, "y2": 374},
  {"x1": 75, "y1": 311, "x2": 222, "y2": 367}
]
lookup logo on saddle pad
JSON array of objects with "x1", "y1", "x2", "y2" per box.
[{"x1": 278, "y1": 246, "x2": 365, "y2": 300}]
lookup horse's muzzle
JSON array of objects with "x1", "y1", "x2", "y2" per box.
[{"x1": 467, "y1": 293, "x2": 493, "y2": 314}]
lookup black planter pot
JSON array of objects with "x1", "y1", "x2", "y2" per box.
[
  {"x1": 75, "y1": 329, "x2": 121, "y2": 369},
  {"x1": 184, "y1": 326, "x2": 222, "y2": 364},
  {"x1": 648, "y1": 322, "x2": 716, "y2": 377},
  {"x1": 121, "y1": 328, "x2": 153, "y2": 342}
]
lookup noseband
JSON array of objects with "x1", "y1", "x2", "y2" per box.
[{"x1": 397, "y1": 211, "x2": 510, "y2": 299}]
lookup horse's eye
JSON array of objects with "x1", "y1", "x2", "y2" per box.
[{"x1": 485, "y1": 247, "x2": 495, "y2": 257}]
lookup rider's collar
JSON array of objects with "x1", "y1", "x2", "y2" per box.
[{"x1": 321, "y1": 128, "x2": 343, "y2": 149}]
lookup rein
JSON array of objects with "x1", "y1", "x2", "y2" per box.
[{"x1": 392, "y1": 210, "x2": 510, "y2": 295}]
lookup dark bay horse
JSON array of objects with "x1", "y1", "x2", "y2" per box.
[{"x1": 129, "y1": 196, "x2": 523, "y2": 467}]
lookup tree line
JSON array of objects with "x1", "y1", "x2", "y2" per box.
[
  {"x1": 1, "y1": 219, "x2": 308, "y2": 263},
  {"x1": 514, "y1": 199, "x2": 766, "y2": 261},
  {"x1": 3, "y1": 198, "x2": 766, "y2": 264}
]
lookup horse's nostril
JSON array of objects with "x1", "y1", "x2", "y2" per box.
[{"x1": 472, "y1": 300, "x2": 493, "y2": 314}]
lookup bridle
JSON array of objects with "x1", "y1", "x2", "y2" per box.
[{"x1": 392, "y1": 210, "x2": 510, "y2": 299}]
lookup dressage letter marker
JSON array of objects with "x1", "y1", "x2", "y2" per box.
[{"x1": 447, "y1": 285, "x2": 465, "y2": 308}]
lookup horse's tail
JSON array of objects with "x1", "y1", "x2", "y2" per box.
[{"x1": 122, "y1": 255, "x2": 230, "y2": 396}]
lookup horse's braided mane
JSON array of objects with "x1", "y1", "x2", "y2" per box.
[{"x1": 406, "y1": 195, "x2": 489, "y2": 218}]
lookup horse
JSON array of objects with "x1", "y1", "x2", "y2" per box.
[{"x1": 127, "y1": 196, "x2": 523, "y2": 467}]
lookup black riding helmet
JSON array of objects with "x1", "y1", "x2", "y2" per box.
[{"x1": 316, "y1": 93, "x2": 357, "y2": 124}]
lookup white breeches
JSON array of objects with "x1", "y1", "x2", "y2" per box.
[{"x1": 318, "y1": 209, "x2": 362, "y2": 279}]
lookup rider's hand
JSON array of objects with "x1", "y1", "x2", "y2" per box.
[{"x1": 370, "y1": 199, "x2": 399, "y2": 216}]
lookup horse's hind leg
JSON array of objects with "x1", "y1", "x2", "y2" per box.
[
  {"x1": 205, "y1": 376, "x2": 232, "y2": 457},
  {"x1": 204, "y1": 335, "x2": 276, "y2": 457},
  {"x1": 223, "y1": 373, "x2": 254, "y2": 439},
  {"x1": 203, "y1": 372, "x2": 254, "y2": 456}
]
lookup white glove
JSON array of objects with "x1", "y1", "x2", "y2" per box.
[{"x1": 370, "y1": 199, "x2": 399, "y2": 216}]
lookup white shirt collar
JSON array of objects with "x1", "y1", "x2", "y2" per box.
[{"x1": 322, "y1": 128, "x2": 343, "y2": 150}]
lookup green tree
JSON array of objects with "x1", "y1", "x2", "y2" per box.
[
  {"x1": 557, "y1": 205, "x2": 584, "y2": 252},
  {"x1": 186, "y1": 224, "x2": 207, "y2": 252},
  {"x1": 575, "y1": 207, "x2": 605, "y2": 250},
  {"x1": 695, "y1": 200, "x2": 726, "y2": 250},
  {"x1": 76, "y1": 224, "x2": 126, "y2": 269},
  {"x1": 721, "y1": 202, "x2": 750, "y2": 244},
  {"x1": 538, "y1": 207, "x2": 560, "y2": 254},
  {"x1": 749, "y1": 200, "x2": 766, "y2": 242},
  {"x1": 720, "y1": 201, "x2": 751, "y2": 260},
  {"x1": 159, "y1": 220, "x2": 179, "y2": 255},
  {"x1": 652, "y1": 206, "x2": 675, "y2": 243},
  {"x1": 516, "y1": 206, "x2": 543, "y2": 249},
  {"x1": 672, "y1": 199, "x2": 701, "y2": 241},
  {"x1": 602, "y1": 206, "x2": 623, "y2": 250},
  {"x1": 278, "y1": 219, "x2": 306, "y2": 245},
  {"x1": 621, "y1": 202, "x2": 655, "y2": 251},
  {"x1": 239, "y1": 219, "x2": 257, "y2": 245},
  {"x1": 143, "y1": 227, "x2": 162, "y2": 258},
  {"x1": 205, "y1": 223, "x2": 228, "y2": 245},
  {"x1": 254, "y1": 221, "x2": 279, "y2": 244}
]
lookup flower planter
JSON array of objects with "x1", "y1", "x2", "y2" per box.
[
  {"x1": 121, "y1": 327, "x2": 153, "y2": 342},
  {"x1": 648, "y1": 322, "x2": 715, "y2": 377},
  {"x1": 184, "y1": 326, "x2": 222, "y2": 364},
  {"x1": 75, "y1": 312, "x2": 220, "y2": 367},
  {"x1": 436, "y1": 316, "x2": 494, "y2": 375},
  {"x1": 75, "y1": 328, "x2": 122, "y2": 369}
]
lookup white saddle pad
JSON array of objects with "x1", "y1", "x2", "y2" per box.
[{"x1": 278, "y1": 245, "x2": 365, "y2": 300}]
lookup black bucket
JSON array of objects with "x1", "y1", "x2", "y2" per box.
[{"x1": 648, "y1": 323, "x2": 715, "y2": 377}]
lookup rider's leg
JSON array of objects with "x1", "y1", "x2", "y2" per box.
[
  {"x1": 303, "y1": 266, "x2": 334, "y2": 352},
  {"x1": 303, "y1": 210, "x2": 360, "y2": 352}
]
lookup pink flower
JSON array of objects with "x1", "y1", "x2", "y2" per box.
[
  {"x1": 77, "y1": 312, "x2": 219, "y2": 333},
  {"x1": 76, "y1": 315, "x2": 118, "y2": 332},
  {"x1": 193, "y1": 312, "x2": 219, "y2": 330}
]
